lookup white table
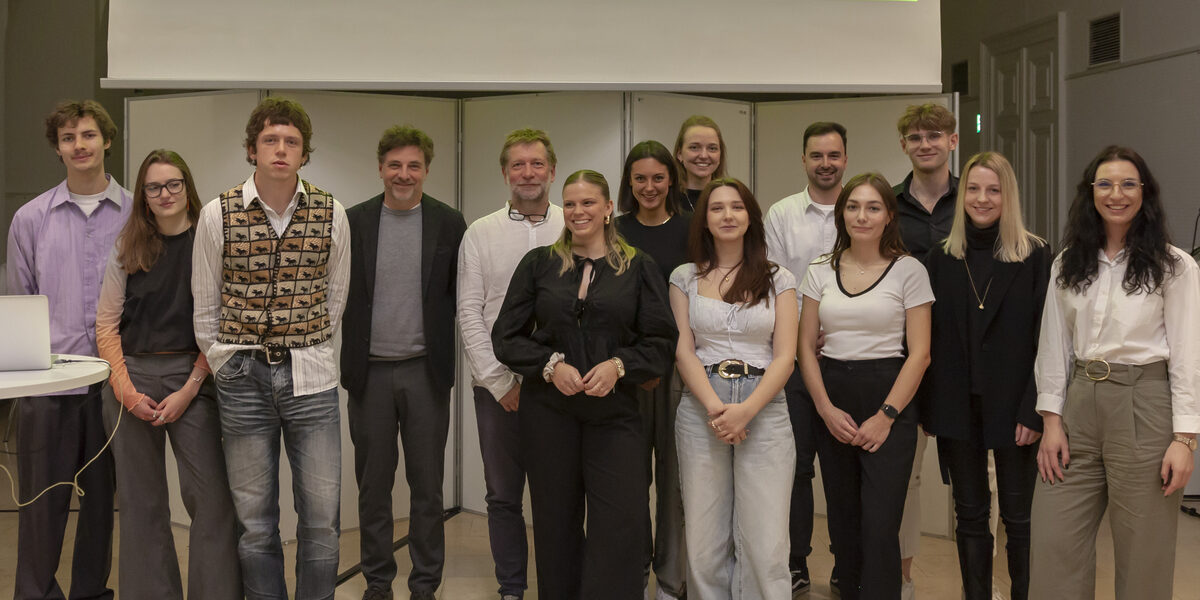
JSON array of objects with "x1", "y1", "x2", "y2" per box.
[{"x1": 0, "y1": 355, "x2": 110, "y2": 400}]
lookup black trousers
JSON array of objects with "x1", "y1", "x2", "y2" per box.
[
  {"x1": 938, "y1": 428, "x2": 1037, "y2": 600},
  {"x1": 784, "y1": 363, "x2": 821, "y2": 567},
  {"x1": 816, "y1": 358, "x2": 915, "y2": 600},
  {"x1": 348, "y1": 358, "x2": 451, "y2": 595},
  {"x1": 15, "y1": 386, "x2": 115, "y2": 600},
  {"x1": 521, "y1": 392, "x2": 647, "y2": 600}
]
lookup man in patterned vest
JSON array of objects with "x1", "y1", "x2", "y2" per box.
[{"x1": 192, "y1": 97, "x2": 350, "y2": 600}]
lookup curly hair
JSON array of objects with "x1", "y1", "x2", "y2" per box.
[{"x1": 1057, "y1": 145, "x2": 1177, "y2": 294}]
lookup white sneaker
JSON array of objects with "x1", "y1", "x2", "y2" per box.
[
  {"x1": 901, "y1": 579, "x2": 915, "y2": 600},
  {"x1": 655, "y1": 588, "x2": 679, "y2": 600}
]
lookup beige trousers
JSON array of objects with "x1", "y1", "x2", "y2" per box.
[{"x1": 1029, "y1": 361, "x2": 1180, "y2": 600}]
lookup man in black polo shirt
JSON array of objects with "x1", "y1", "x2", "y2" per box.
[{"x1": 892, "y1": 102, "x2": 959, "y2": 600}]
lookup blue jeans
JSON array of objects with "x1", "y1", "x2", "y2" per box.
[
  {"x1": 676, "y1": 371, "x2": 795, "y2": 600},
  {"x1": 215, "y1": 350, "x2": 341, "y2": 600}
]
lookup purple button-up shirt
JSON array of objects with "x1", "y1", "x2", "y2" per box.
[{"x1": 6, "y1": 176, "x2": 132, "y2": 394}]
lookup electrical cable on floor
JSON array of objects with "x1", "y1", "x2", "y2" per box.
[
  {"x1": 336, "y1": 506, "x2": 463, "y2": 586},
  {"x1": 0, "y1": 357, "x2": 119, "y2": 508}
]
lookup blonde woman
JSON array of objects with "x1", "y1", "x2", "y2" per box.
[
  {"x1": 923, "y1": 152, "x2": 1050, "y2": 600},
  {"x1": 493, "y1": 170, "x2": 677, "y2": 599}
]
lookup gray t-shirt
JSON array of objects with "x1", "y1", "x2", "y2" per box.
[{"x1": 369, "y1": 203, "x2": 425, "y2": 359}]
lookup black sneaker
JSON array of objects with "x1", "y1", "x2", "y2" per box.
[
  {"x1": 829, "y1": 573, "x2": 840, "y2": 598},
  {"x1": 790, "y1": 562, "x2": 811, "y2": 596}
]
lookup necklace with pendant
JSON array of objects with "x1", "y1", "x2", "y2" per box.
[{"x1": 964, "y1": 260, "x2": 993, "y2": 310}]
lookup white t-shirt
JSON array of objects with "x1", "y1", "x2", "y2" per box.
[
  {"x1": 68, "y1": 190, "x2": 106, "y2": 217},
  {"x1": 670, "y1": 263, "x2": 798, "y2": 370},
  {"x1": 799, "y1": 254, "x2": 934, "y2": 361}
]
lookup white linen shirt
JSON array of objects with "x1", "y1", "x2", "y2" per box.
[
  {"x1": 191, "y1": 174, "x2": 351, "y2": 396},
  {"x1": 457, "y1": 203, "x2": 565, "y2": 401},
  {"x1": 764, "y1": 188, "x2": 839, "y2": 304},
  {"x1": 1034, "y1": 246, "x2": 1200, "y2": 432}
]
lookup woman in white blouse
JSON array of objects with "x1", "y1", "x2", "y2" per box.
[
  {"x1": 1029, "y1": 146, "x2": 1199, "y2": 600},
  {"x1": 797, "y1": 172, "x2": 934, "y2": 600},
  {"x1": 670, "y1": 177, "x2": 798, "y2": 600}
]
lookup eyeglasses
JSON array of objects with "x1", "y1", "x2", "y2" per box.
[
  {"x1": 508, "y1": 206, "x2": 548, "y2": 223},
  {"x1": 902, "y1": 131, "x2": 946, "y2": 145},
  {"x1": 144, "y1": 179, "x2": 185, "y2": 198},
  {"x1": 1092, "y1": 179, "x2": 1143, "y2": 194}
]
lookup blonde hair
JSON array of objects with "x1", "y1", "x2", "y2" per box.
[
  {"x1": 942, "y1": 152, "x2": 1044, "y2": 262},
  {"x1": 550, "y1": 170, "x2": 637, "y2": 276}
]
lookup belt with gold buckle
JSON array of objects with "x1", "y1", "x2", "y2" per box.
[{"x1": 1084, "y1": 358, "x2": 1110, "y2": 382}]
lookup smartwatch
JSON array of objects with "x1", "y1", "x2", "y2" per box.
[{"x1": 879, "y1": 403, "x2": 899, "y2": 420}]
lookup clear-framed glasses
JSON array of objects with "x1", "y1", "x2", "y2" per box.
[
  {"x1": 143, "y1": 179, "x2": 185, "y2": 198},
  {"x1": 902, "y1": 131, "x2": 946, "y2": 145},
  {"x1": 1092, "y1": 179, "x2": 1143, "y2": 194},
  {"x1": 508, "y1": 206, "x2": 549, "y2": 223}
]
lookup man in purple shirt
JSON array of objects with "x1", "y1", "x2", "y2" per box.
[{"x1": 6, "y1": 100, "x2": 132, "y2": 600}]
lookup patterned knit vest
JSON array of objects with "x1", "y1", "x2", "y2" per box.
[{"x1": 216, "y1": 181, "x2": 334, "y2": 348}]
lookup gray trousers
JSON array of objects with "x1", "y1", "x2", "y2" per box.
[
  {"x1": 348, "y1": 358, "x2": 450, "y2": 595},
  {"x1": 638, "y1": 367, "x2": 687, "y2": 597},
  {"x1": 1030, "y1": 361, "x2": 1179, "y2": 600},
  {"x1": 100, "y1": 353, "x2": 241, "y2": 600}
]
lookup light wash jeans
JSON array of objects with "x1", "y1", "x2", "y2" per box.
[
  {"x1": 215, "y1": 350, "x2": 342, "y2": 600},
  {"x1": 676, "y1": 371, "x2": 796, "y2": 600}
]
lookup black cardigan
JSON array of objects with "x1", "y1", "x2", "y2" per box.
[{"x1": 922, "y1": 240, "x2": 1051, "y2": 447}]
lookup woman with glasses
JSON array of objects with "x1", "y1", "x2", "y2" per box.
[
  {"x1": 96, "y1": 150, "x2": 241, "y2": 598},
  {"x1": 922, "y1": 152, "x2": 1050, "y2": 600},
  {"x1": 492, "y1": 170, "x2": 677, "y2": 599},
  {"x1": 1029, "y1": 146, "x2": 1199, "y2": 600},
  {"x1": 670, "y1": 177, "x2": 798, "y2": 599},
  {"x1": 798, "y1": 173, "x2": 934, "y2": 600},
  {"x1": 673, "y1": 115, "x2": 729, "y2": 212},
  {"x1": 614, "y1": 140, "x2": 691, "y2": 600}
]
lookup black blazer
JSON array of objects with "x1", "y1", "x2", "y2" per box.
[
  {"x1": 340, "y1": 193, "x2": 467, "y2": 397},
  {"x1": 922, "y1": 242, "x2": 1051, "y2": 448}
]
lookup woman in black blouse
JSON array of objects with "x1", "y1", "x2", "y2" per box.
[
  {"x1": 614, "y1": 140, "x2": 691, "y2": 600},
  {"x1": 923, "y1": 152, "x2": 1049, "y2": 600},
  {"x1": 96, "y1": 150, "x2": 241, "y2": 598},
  {"x1": 493, "y1": 169, "x2": 678, "y2": 599}
]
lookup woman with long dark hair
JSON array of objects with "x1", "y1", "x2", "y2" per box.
[
  {"x1": 671, "y1": 177, "x2": 798, "y2": 599},
  {"x1": 492, "y1": 170, "x2": 677, "y2": 599},
  {"x1": 673, "y1": 115, "x2": 728, "y2": 212},
  {"x1": 614, "y1": 140, "x2": 691, "y2": 600},
  {"x1": 1030, "y1": 146, "x2": 1198, "y2": 599},
  {"x1": 96, "y1": 149, "x2": 241, "y2": 598},
  {"x1": 798, "y1": 173, "x2": 934, "y2": 600},
  {"x1": 923, "y1": 152, "x2": 1050, "y2": 599}
]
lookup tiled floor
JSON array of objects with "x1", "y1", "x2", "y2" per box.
[{"x1": 1, "y1": 403, "x2": 1199, "y2": 598}]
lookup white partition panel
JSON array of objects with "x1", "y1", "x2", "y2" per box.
[
  {"x1": 127, "y1": 90, "x2": 460, "y2": 539},
  {"x1": 458, "y1": 92, "x2": 625, "y2": 516},
  {"x1": 629, "y1": 93, "x2": 753, "y2": 191},
  {"x1": 755, "y1": 94, "x2": 957, "y2": 211},
  {"x1": 125, "y1": 91, "x2": 263, "y2": 202}
]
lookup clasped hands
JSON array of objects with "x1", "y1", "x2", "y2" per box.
[
  {"x1": 706, "y1": 403, "x2": 751, "y2": 445},
  {"x1": 819, "y1": 405, "x2": 893, "y2": 453},
  {"x1": 551, "y1": 360, "x2": 619, "y2": 397}
]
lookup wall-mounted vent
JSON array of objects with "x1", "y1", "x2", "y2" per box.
[
  {"x1": 951, "y1": 60, "x2": 969, "y2": 96},
  {"x1": 1089, "y1": 13, "x2": 1120, "y2": 67}
]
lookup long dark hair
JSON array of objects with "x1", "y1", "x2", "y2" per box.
[
  {"x1": 117, "y1": 149, "x2": 202, "y2": 274},
  {"x1": 688, "y1": 177, "x2": 776, "y2": 307},
  {"x1": 826, "y1": 173, "x2": 907, "y2": 270},
  {"x1": 617, "y1": 140, "x2": 685, "y2": 216},
  {"x1": 1057, "y1": 145, "x2": 1176, "y2": 294}
]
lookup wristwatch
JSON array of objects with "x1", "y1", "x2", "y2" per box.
[
  {"x1": 1172, "y1": 434, "x2": 1198, "y2": 452},
  {"x1": 609, "y1": 357, "x2": 625, "y2": 378},
  {"x1": 879, "y1": 403, "x2": 899, "y2": 420}
]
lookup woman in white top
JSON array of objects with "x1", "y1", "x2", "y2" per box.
[
  {"x1": 670, "y1": 177, "x2": 798, "y2": 600},
  {"x1": 798, "y1": 172, "x2": 934, "y2": 600},
  {"x1": 1029, "y1": 146, "x2": 1199, "y2": 600}
]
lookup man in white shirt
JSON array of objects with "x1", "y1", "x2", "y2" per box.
[
  {"x1": 457, "y1": 129, "x2": 564, "y2": 600},
  {"x1": 763, "y1": 121, "x2": 847, "y2": 596},
  {"x1": 192, "y1": 97, "x2": 350, "y2": 600}
]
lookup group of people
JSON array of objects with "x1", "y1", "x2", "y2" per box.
[{"x1": 5, "y1": 96, "x2": 1196, "y2": 600}]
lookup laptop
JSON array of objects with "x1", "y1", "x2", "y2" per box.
[{"x1": 0, "y1": 295, "x2": 52, "y2": 371}]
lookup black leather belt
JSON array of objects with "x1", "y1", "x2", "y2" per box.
[
  {"x1": 260, "y1": 345, "x2": 290, "y2": 365},
  {"x1": 706, "y1": 359, "x2": 765, "y2": 379}
]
